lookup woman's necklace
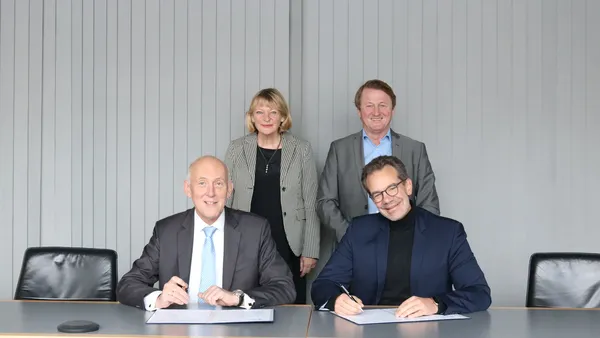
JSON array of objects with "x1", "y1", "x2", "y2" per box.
[{"x1": 257, "y1": 136, "x2": 282, "y2": 174}]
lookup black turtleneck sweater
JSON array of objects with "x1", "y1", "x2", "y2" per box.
[{"x1": 378, "y1": 207, "x2": 415, "y2": 305}]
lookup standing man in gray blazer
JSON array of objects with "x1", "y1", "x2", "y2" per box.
[
  {"x1": 317, "y1": 79, "x2": 440, "y2": 242},
  {"x1": 117, "y1": 156, "x2": 295, "y2": 310}
]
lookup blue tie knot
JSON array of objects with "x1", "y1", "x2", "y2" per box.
[{"x1": 203, "y1": 226, "x2": 217, "y2": 238}]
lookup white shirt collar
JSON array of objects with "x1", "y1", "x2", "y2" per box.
[{"x1": 194, "y1": 208, "x2": 226, "y2": 232}]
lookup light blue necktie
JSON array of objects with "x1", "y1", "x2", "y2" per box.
[{"x1": 198, "y1": 226, "x2": 217, "y2": 301}]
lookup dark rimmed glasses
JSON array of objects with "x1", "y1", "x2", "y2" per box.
[{"x1": 370, "y1": 180, "x2": 405, "y2": 203}]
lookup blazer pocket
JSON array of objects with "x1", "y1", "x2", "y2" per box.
[{"x1": 296, "y1": 208, "x2": 306, "y2": 221}]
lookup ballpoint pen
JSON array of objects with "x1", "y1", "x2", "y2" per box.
[{"x1": 336, "y1": 283, "x2": 363, "y2": 312}]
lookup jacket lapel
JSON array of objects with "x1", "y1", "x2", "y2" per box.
[
  {"x1": 410, "y1": 210, "x2": 427, "y2": 296},
  {"x1": 391, "y1": 129, "x2": 404, "y2": 159},
  {"x1": 177, "y1": 209, "x2": 195, "y2": 284},
  {"x1": 243, "y1": 134, "x2": 258, "y2": 186},
  {"x1": 375, "y1": 215, "x2": 389, "y2": 303},
  {"x1": 279, "y1": 133, "x2": 296, "y2": 185},
  {"x1": 352, "y1": 132, "x2": 368, "y2": 199},
  {"x1": 222, "y1": 208, "x2": 241, "y2": 291}
]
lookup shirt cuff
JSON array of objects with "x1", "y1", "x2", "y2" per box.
[
  {"x1": 319, "y1": 293, "x2": 342, "y2": 311},
  {"x1": 143, "y1": 290, "x2": 163, "y2": 311},
  {"x1": 239, "y1": 293, "x2": 255, "y2": 310}
]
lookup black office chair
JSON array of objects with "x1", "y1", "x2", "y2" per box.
[
  {"x1": 526, "y1": 252, "x2": 600, "y2": 308},
  {"x1": 14, "y1": 247, "x2": 118, "y2": 301}
]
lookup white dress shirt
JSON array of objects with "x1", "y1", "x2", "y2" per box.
[
  {"x1": 188, "y1": 210, "x2": 225, "y2": 302},
  {"x1": 143, "y1": 210, "x2": 254, "y2": 311}
]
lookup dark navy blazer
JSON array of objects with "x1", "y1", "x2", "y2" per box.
[{"x1": 311, "y1": 207, "x2": 491, "y2": 314}]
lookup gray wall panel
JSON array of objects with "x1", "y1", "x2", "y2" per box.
[
  {"x1": 0, "y1": 0, "x2": 16, "y2": 295},
  {"x1": 116, "y1": 0, "x2": 132, "y2": 278},
  {"x1": 200, "y1": 0, "x2": 217, "y2": 158},
  {"x1": 230, "y1": 0, "x2": 247, "y2": 141},
  {"x1": 129, "y1": 0, "x2": 147, "y2": 261},
  {"x1": 215, "y1": 0, "x2": 232, "y2": 160},
  {"x1": 28, "y1": 0, "x2": 43, "y2": 249},
  {"x1": 40, "y1": 0, "x2": 56, "y2": 246},
  {"x1": 105, "y1": 0, "x2": 118, "y2": 252},
  {"x1": 93, "y1": 0, "x2": 108, "y2": 249},
  {"x1": 71, "y1": 0, "x2": 83, "y2": 248},
  {"x1": 159, "y1": 0, "x2": 175, "y2": 219},
  {"x1": 173, "y1": 0, "x2": 188, "y2": 213},
  {"x1": 13, "y1": 0, "x2": 30, "y2": 289},
  {"x1": 55, "y1": 0, "x2": 72, "y2": 249},
  {"x1": 144, "y1": 0, "x2": 159, "y2": 241},
  {"x1": 81, "y1": 0, "x2": 94, "y2": 249}
]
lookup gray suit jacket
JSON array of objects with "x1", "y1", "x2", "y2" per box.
[
  {"x1": 116, "y1": 207, "x2": 296, "y2": 309},
  {"x1": 224, "y1": 132, "x2": 320, "y2": 259},
  {"x1": 317, "y1": 129, "x2": 440, "y2": 241}
]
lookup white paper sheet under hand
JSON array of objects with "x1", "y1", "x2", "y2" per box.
[
  {"x1": 146, "y1": 308, "x2": 274, "y2": 324},
  {"x1": 333, "y1": 308, "x2": 468, "y2": 325}
]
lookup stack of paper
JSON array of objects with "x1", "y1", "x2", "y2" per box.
[
  {"x1": 333, "y1": 308, "x2": 469, "y2": 325},
  {"x1": 146, "y1": 308, "x2": 274, "y2": 324}
]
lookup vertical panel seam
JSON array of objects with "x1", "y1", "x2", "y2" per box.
[
  {"x1": 128, "y1": 0, "x2": 133, "y2": 266},
  {"x1": 53, "y1": 0, "x2": 57, "y2": 245},
  {"x1": 79, "y1": 0, "x2": 84, "y2": 247},
  {"x1": 104, "y1": 0, "x2": 108, "y2": 249},
  {"x1": 172, "y1": 0, "x2": 175, "y2": 213},
  {"x1": 186, "y1": 0, "x2": 189, "y2": 167},
  {"x1": 214, "y1": 0, "x2": 217, "y2": 155},
  {"x1": 26, "y1": 0, "x2": 31, "y2": 249},
  {"x1": 229, "y1": 0, "x2": 232, "y2": 145},
  {"x1": 12, "y1": 0, "x2": 17, "y2": 292},
  {"x1": 143, "y1": 0, "x2": 147, "y2": 242},
  {"x1": 115, "y1": 0, "x2": 119, "y2": 252}
]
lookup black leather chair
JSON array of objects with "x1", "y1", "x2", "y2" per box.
[
  {"x1": 526, "y1": 252, "x2": 600, "y2": 308},
  {"x1": 14, "y1": 247, "x2": 118, "y2": 301}
]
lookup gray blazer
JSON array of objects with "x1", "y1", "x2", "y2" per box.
[
  {"x1": 317, "y1": 129, "x2": 440, "y2": 241},
  {"x1": 224, "y1": 132, "x2": 320, "y2": 259},
  {"x1": 116, "y1": 207, "x2": 296, "y2": 309}
]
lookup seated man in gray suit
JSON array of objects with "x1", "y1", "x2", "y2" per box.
[
  {"x1": 318, "y1": 79, "x2": 440, "y2": 242},
  {"x1": 117, "y1": 156, "x2": 295, "y2": 310}
]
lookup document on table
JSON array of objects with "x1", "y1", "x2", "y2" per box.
[
  {"x1": 332, "y1": 308, "x2": 469, "y2": 325},
  {"x1": 146, "y1": 308, "x2": 274, "y2": 324}
]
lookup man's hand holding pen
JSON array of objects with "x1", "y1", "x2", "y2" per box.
[
  {"x1": 334, "y1": 293, "x2": 364, "y2": 315},
  {"x1": 155, "y1": 276, "x2": 190, "y2": 309}
]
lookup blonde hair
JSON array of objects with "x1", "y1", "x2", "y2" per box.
[{"x1": 245, "y1": 88, "x2": 292, "y2": 133}]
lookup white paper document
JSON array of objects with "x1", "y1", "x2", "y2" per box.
[
  {"x1": 146, "y1": 308, "x2": 274, "y2": 324},
  {"x1": 333, "y1": 308, "x2": 469, "y2": 325}
]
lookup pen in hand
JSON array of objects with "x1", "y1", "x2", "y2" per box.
[{"x1": 337, "y1": 283, "x2": 364, "y2": 313}]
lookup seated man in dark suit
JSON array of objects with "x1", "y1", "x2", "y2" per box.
[
  {"x1": 117, "y1": 156, "x2": 295, "y2": 310},
  {"x1": 311, "y1": 155, "x2": 491, "y2": 317}
]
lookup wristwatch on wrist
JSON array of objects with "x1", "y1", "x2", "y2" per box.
[{"x1": 232, "y1": 289, "x2": 244, "y2": 307}]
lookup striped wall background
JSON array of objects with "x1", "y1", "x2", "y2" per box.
[{"x1": 1, "y1": 0, "x2": 599, "y2": 305}]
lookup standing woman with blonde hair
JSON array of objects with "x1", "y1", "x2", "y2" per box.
[{"x1": 225, "y1": 88, "x2": 319, "y2": 304}]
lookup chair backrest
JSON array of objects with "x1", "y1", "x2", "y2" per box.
[
  {"x1": 526, "y1": 252, "x2": 600, "y2": 308},
  {"x1": 14, "y1": 247, "x2": 118, "y2": 301}
]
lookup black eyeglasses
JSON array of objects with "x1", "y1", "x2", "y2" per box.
[{"x1": 370, "y1": 181, "x2": 405, "y2": 203}]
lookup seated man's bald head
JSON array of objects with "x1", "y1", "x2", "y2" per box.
[
  {"x1": 188, "y1": 155, "x2": 229, "y2": 182},
  {"x1": 184, "y1": 155, "x2": 233, "y2": 225}
]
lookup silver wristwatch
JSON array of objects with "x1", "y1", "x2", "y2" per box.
[{"x1": 232, "y1": 289, "x2": 244, "y2": 307}]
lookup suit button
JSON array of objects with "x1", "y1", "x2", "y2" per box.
[
  {"x1": 283, "y1": 212, "x2": 287, "y2": 216},
  {"x1": 364, "y1": 205, "x2": 368, "y2": 210},
  {"x1": 282, "y1": 187, "x2": 286, "y2": 191}
]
